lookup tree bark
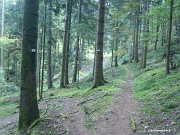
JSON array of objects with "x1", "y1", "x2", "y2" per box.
[
  {"x1": 166, "y1": 0, "x2": 173, "y2": 74},
  {"x1": 38, "y1": 28, "x2": 43, "y2": 96},
  {"x1": 92, "y1": 0, "x2": 106, "y2": 88},
  {"x1": 142, "y1": 0, "x2": 149, "y2": 69},
  {"x1": 72, "y1": 0, "x2": 82, "y2": 83},
  {"x1": 0, "y1": 0, "x2": 4, "y2": 68},
  {"x1": 176, "y1": 16, "x2": 180, "y2": 43},
  {"x1": 111, "y1": 41, "x2": 114, "y2": 67},
  {"x1": 65, "y1": 0, "x2": 72, "y2": 85},
  {"x1": 18, "y1": 0, "x2": 40, "y2": 130},
  {"x1": 60, "y1": 0, "x2": 71, "y2": 88},
  {"x1": 134, "y1": 4, "x2": 140, "y2": 63},
  {"x1": 155, "y1": 23, "x2": 159, "y2": 51},
  {"x1": 47, "y1": 0, "x2": 53, "y2": 89},
  {"x1": 131, "y1": 21, "x2": 136, "y2": 62},
  {"x1": 161, "y1": 22, "x2": 165, "y2": 46},
  {"x1": 39, "y1": 0, "x2": 47, "y2": 100},
  {"x1": 93, "y1": 41, "x2": 96, "y2": 77},
  {"x1": 114, "y1": 22, "x2": 118, "y2": 67}
]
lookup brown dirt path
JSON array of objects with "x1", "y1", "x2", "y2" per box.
[
  {"x1": 0, "y1": 66, "x2": 140, "y2": 135},
  {"x1": 91, "y1": 66, "x2": 139, "y2": 135}
]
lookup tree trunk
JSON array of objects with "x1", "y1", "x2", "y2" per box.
[
  {"x1": 166, "y1": 0, "x2": 173, "y2": 75},
  {"x1": 92, "y1": 0, "x2": 106, "y2": 88},
  {"x1": 161, "y1": 22, "x2": 165, "y2": 46},
  {"x1": 65, "y1": 0, "x2": 72, "y2": 85},
  {"x1": 47, "y1": 0, "x2": 53, "y2": 89},
  {"x1": 151, "y1": 17, "x2": 154, "y2": 44},
  {"x1": 131, "y1": 22, "x2": 136, "y2": 62},
  {"x1": 38, "y1": 28, "x2": 43, "y2": 95},
  {"x1": 142, "y1": 0, "x2": 149, "y2": 69},
  {"x1": 93, "y1": 41, "x2": 96, "y2": 77},
  {"x1": 80, "y1": 39, "x2": 85, "y2": 70},
  {"x1": 7, "y1": 50, "x2": 9, "y2": 81},
  {"x1": 114, "y1": 22, "x2": 118, "y2": 67},
  {"x1": 60, "y1": 0, "x2": 70, "y2": 88},
  {"x1": 111, "y1": 41, "x2": 114, "y2": 67},
  {"x1": 134, "y1": 5, "x2": 140, "y2": 63},
  {"x1": 155, "y1": 23, "x2": 159, "y2": 51},
  {"x1": 114, "y1": 39, "x2": 118, "y2": 67},
  {"x1": 39, "y1": 0, "x2": 47, "y2": 100},
  {"x1": 72, "y1": 0, "x2": 82, "y2": 83},
  {"x1": 18, "y1": 0, "x2": 40, "y2": 130},
  {"x1": 176, "y1": 16, "x2": 180, "y2": 43},
  {"x1": 0, "y1": 0, "x2": 4, "y2": 68},
  {"x1": 140, "y1": 47, "x2": 144, "y2": 68}
]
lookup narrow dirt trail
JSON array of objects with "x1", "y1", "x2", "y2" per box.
[
  {"x1": 0, "y1": 66, "x2": 140, "y2": 135},
  {"x1": 92, "y1": 66, "x2": 139, "y2": 135}
]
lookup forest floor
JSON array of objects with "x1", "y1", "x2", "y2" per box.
[
  {"x1": 0, "y1": 64, "x2": 180, "y2": 135},
  {"x1": 0, "y1": 66, "x2": 141, "y2": 135},
  {"x1": 86, "y1": 66, "x2": 140, "y2": 135}
]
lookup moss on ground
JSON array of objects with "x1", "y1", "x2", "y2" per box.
[
  {"x1": 0, "y1": 103, "x2": 17, "y2": 117},
  {"x1": 128, "y1": 50, "x2": 180, "y2": 133}
]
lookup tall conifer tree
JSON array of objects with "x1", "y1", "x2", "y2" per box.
[
  {"x1": 92, "y1": 0, "x2": 106, "y2": 88},
  {"x1": 18, "y1": 0, "x2": 40, "y2": 130}
]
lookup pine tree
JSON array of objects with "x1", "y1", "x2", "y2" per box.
[
  {"x1": 92, "y1": 0, "x2": 106, "y2": 88},
  {"x1": 166, "y1": 0, "x2": 173, "y2": 74},
  {"x1": 47, "y1": 0, "x2": 53, "y2": 89},
  {"x1": 72, "y1": 0, "x2": 82, "y2": 83},
  {"x1": 18, "y1": 0, "x2": 40, "y2": 130},
  {"x1": 60, "y1": 0, "x2": 71, "y2": 88},
  {"x1": 0, "y1": 0, "x2": 4, "y2": 68}
]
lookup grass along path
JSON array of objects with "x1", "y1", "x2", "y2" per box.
[
  {"x1": 89, "y1": 66, "x2": 139, "y2": 135},
  {"x1": 81, "y1": 67, "x2": 138, "y2": 135},
  {"x1": 0, "y1": 65, "x2": 140, "y2": 135}
]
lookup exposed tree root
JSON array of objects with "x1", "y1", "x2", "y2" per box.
[
  {"x1": 28, "y1": 106, "x2": 48, "y2": 130},
  {"x1": 69, "y1": 109, "x2": 80, "y2": 114}
]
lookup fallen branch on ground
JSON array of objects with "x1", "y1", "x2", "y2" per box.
[
  {"x1": 60, "y1": 130, "x2": 68, "y2": 135},
  {"x1": 69, "y1": 109, "x2": 80, "y2": 114},
  {"x1": 1, "y1": 122, "x2": 13, "y2": 129},
  {"x1": 130, "y1": 116, "x2": 136, "y2": 133}
]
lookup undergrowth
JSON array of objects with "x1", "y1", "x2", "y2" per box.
[
  {"x1": 13, "y1": 66, "x2": 126, "y2": 133},
  {"x1": 127, "y1": 44, "x2": 180, "y2": 134},
  {"x1": 78, "y1": 67, "x2": 127, "y2": 130},
  {"x1": 43, "y1": 66, "x2": 127, "y2": 131}
]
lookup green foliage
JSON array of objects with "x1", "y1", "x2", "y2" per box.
[
  {"x1": 174, "y1": 115, "x2": 180, "y2": 121},
  {"x1": 129, "y1": 50, "x2": 180, "y2": 134},
  {"x1": 161, "y1": 103, "x2": 179, "y2": 112},
  {"x1": 0, "y1": 84, "x2": 18, "y2": 93},
  {"x1": 133, "y1": 64, "x2": 180, "y2": 112},
  {"x1": 44, "y1": 66, "x2": 126, "y2": 131},
  {"x1": 119, "y1": 53, "x2": 130, "y2": 65},
  {"x1": 0, "y1": 37, "x2": 16, "y2": 46},
  {"x1": 0, "y1": 85, "x2": 19, "y2": 106},
  {"x1": 0, "y1": 67, "x2": 6, "y2": 85},
  {"x1": 56, "y1": 89, "x2": 84, "y2": 97},
  {"x1": 73, "y1": 23, "x2": 96, "y2": 34},
  {"x1": 0, "y1": 103, "x2": 17, "y2": 117},
  {"x1": 76, "y1": 67, "x2": 127, "y2": 130},
  {"x1": 130, "y1": 117, "x2": 136, "y2": 132}
]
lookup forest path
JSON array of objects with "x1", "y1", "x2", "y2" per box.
[
  {"x1": 91, "y1": 66, "x2": 139, "y2": 135},
  {"x1": 50, "y1": 66, "x2": 140, "y2": 135},
  {"x1": 0, "y1": 66, "x2": 140, "y2": 135}
]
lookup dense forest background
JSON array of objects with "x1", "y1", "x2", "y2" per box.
[
  {"x1": 0, "y1": 0, "x2": 180, "y2": 134},
  {"x1": 1, "y1": 0, "x2": 180, "y2": 89}
]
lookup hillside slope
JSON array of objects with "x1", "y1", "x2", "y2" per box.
[{"x1": 125, "y1": 43, "x2": 180, "y2": 134}]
